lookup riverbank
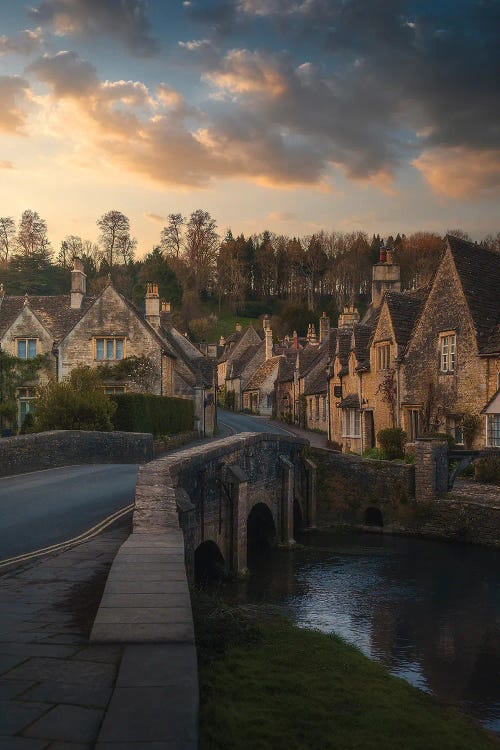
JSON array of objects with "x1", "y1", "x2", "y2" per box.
[{"x1": 194, "y1": 595, "x2": 498, "y2": 750}]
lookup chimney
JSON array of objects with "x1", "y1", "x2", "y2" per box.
[
  {"x1": 338, "y1": 305, "x2": 360, "y2": 329},
  {"x1": 265, "y1": 326, "x2": 273, "y2": 360},
  {"x1": 235, "y1": 322, "x2": 242, "y2": 332},
  {"x1": 263, "y1": 315, "x2": 271, "y2": 331},
  {"x1": 145, "y1": 282, "x2": 160, "y2": 328},
  {"x1": 293, "y1": 330, "x2": 299, "y2": 349},
  {"x1": 219, "y1": 335, "x2": 226, "y2": 347},
  {"x1": 161, "y1": 301, "x2": 171, "y2": 313},
  {"x1": 371, "y1": 247, "x2": 400, "y2": 308},
  {"x1": 307, "y1": 323, "x2": 317, "y2": 344},
  {"x1": 319, "y1": 311, "x2": 330, "y2": 344},
  {"x1": 70, "y1": 257, "x2": 86, "y2": 309}
]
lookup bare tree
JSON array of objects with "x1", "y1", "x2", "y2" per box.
[
  {"x1": 57, "y1": 235, "x2": 85, "y2": 268},
  {"x1": 160, "y1": 213, "x2": 184, "y2": 258},
  {"x1": 184, "y1": 209, "x2": 219, "y2": 293},
  {"x1": 0, "y1": 217, "x2": 15, "y2": 261},
  {"x1": 16, "y1": 210, "x2": 50, "y2": 257},
  {"x1": 97, "y1": 210, "x2": 132, "y2": 269}
]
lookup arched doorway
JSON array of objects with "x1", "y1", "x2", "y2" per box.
[
  {"x1": 364, "y1": 507, "x2": 384, "y2": 528},
  {"x1": 194, "y1": 540, "x2": 225, "y2": 583},
  {"x1": 247, "y1": 503, "x2": 276, "y2": 566}
]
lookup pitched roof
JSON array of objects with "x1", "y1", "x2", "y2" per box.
[
  {"x1": 339, "y1": 393, "x2": 360, "y2": 409},
  {"x1": 383, "y1": 289, "x2": 426, "y2": 349},
  {"x1": 244, "y1": 355, "x2": 282, "y2": 392},
  {"x1": 352, "y1": 324, "x2": 372, "y2": 369},
  {"x1": 230, "y1": 342, "x2": 263, "y2": 377},
  {"x1": 447, "y1": 235, "x2": 500, "y2": 354},
  {"x1": 0, "y1": 294, "x2": 96, "y2": 340},
  {"x1": 297, "y1": 344, "x2": 323, "y2": 377},
  {"x1": 303, "y1": 359, "x2": 328, "y2": 395},
  {"x1": 277, "y1": 349, "x2": 297, "y2": 383},
  {"x1": 336, "y1": 327, "x2": 352, "y2": 375}
]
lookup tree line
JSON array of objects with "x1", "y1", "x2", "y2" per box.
[{"x1": 1, "y1": 207, "x2": 498, "y2": 334}]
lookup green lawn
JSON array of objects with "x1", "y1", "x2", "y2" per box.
[{"x1": 195, "y1": 600, "x2": 498, "y2": 750}]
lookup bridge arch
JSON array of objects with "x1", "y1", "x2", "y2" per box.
[
  {"x1": 364, "y1": 506, "x2": 384, "y2": 528},
  {"x1": 247, "y1": 502, "x2": 277, "y2": 565},
  {"x1": 194, "y1": 540, "x2": 225, "y2": 583}
]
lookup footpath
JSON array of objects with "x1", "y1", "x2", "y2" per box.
[{"x1": 0, "y1": 520, "x2": 129, "y2": 749}]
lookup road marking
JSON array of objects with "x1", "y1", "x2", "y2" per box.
[
  {"x1": 0, "y1": 503, "x2": 134, "y2": 570},
  {"x1": 218, "y1": 419, "x2": 237, "y2": 436}
]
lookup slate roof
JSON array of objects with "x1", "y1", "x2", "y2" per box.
[
  {"x1": 352, "y1": 324, "x2": 372, "y2": 370},
  {"x1": 447, "y1": 235, "x2": 500, "y2": 354},
  {"x1": 336, "y1": 327, "x2": 353, "y2": 375},
  {"x1": 382, "y1": 290, "x2": 427, "y2": 350},
  {"x1": 277, "y1": 349, "x2": 298, "y2": 383},
  {"x1": 230, "y1": 342, "x2": 263, "y2": 378},
  {"x1": 244, "y1": 355, "x2": 282, "y2": 392},
  {"x1": 339, "y1": 394, "x2": 360, "y2": 409},
  {"x1": 303, "y1": 359, "x2": 328, "y2": 395},
  {"x1": 297, "y1": 344, "x2": 323, "y2": 378},
  {"x1": 0, "y1": 294, "x2": 96, "y2": 340}
]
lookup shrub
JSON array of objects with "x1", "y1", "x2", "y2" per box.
[
  {"x1": 35, "y1": 367, "x2": 116, "y2": 431},
  {"x1": 363, "y1": 447, "x2": 387, "y2": 461},
  {"x1": 20, "y1": 412, "x2": 35, "y2": 434},
  {"x1": 111, "y1": 393, "x2": 193, "y2": 436},
  {"x1": 474, "y1": 457, "x2": 500, "y2": 486},
  {"x1": 225, "y1": 390, "x2": 236, "y2": 412},
  {"x1": 377, "y1": 427, "x2": 406, "y2": 460},
  {"x1": 462, "y1": 412, "x2": 481, "y2": 449}
]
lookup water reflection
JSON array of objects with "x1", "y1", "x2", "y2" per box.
[{"x1": 212, "y1": 530, "x2": 500, "y2": 733}]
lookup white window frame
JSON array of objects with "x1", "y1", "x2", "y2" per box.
[
  {"x1": 440, "y1": 333, "x2": 456, "y2": 373},
  {"x1": 103, "y1": 385, "x2": 126, "y2": 395},
  {"x1": 16, "y1": 338, "x2": 38, "y2": 359},
  {"x1": 342, "y1": 408, "x2": 361, "y2": 438}
]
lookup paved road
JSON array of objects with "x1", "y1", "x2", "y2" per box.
[
  {"x1": 0, "y1": 464, "x2": 138, "y2": 561},
  {"x1": 218, "y1": 409, "x2": 291, "y2": 436}
]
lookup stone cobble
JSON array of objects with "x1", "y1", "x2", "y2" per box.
[{"x1": 0, "y1": 522, "x2": 129, "y2": 748}]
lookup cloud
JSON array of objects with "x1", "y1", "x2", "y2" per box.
[
  {"x1": 144, "y1": 212, "x2": 167, "y2": 223},
  {"x1": 0, "y1": 28, "x2": 43, "y2": 56},
  {"x1": 0, "y1": 160, "x2": 15, "y2": 169},
  {"x1": 27, "y1": 51, "x2": 99, "y2": 97},
  {"x1": 0, "y1": 76, "x2": 32, "y2": 133},
  {"x1": 204, "y1": 49, "x2": 288, "y2": 98},
  {"x1": 267, "y1": 211, "x2": 296, "y2": 222},
  {"x1": 413, "y1": 148, "x2": 500, "y2": 199},
  {"x1": 29, "y1": 0, "x2": 159, "y2": 56}
]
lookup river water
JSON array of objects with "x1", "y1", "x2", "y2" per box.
[{"x1": 214, "y1": 530, "x2": 500, "y2": 733}]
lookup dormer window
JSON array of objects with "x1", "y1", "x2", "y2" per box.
[
  {"x1": 440, "y1": 333, "x2": 456, "y2": 373},
  {"x1": 376, "y1": 343, "x2": 391, "y2": 371},
  {"x1": 17, "y1": 338, "x2": 37, "y2": 359},
  {"x1": 95, "y1": 337, "x2": 125, "y2": 361}
]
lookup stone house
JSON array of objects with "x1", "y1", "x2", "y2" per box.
[
  {"x1": 218, "y1": 321, "x2": 266, "y2": 411},
  {"x1": 0, "y1": 260, "x2": 216, "y2": 434},
  {"x1": 327, "y1": 237, "x2": 500, "y2": 452}
]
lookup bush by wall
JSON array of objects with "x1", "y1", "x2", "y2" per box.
[
  {"x1": 111, "y1": 394, "x2": 194, "y2": 437},
  {"x1": 474, "y1": 457, "x2": 500, "y2": 486},
  {"x1": 378, "y1": 428, "x2": 406, "y2": 460}
]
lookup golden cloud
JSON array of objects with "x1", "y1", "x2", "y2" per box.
[{"x1": 413, "y1": 147, "x2": 500, "y2": 198}]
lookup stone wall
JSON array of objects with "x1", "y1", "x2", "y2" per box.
[
  {"x1": 0, "y1": 430, "x2": 153, "y2": 477},
  {"x1": 310, "y1": 447, "x2": 415, "y2": 527}
]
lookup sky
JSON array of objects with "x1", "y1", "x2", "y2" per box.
[{"x1": 0, "y1": 0, "x2": 498, "y2": 256}]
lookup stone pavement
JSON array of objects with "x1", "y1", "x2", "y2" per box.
[{"x1": 0, "y1": 520, "x2": 129, "y2": 749}]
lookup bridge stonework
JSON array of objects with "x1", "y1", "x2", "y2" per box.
[{"x1": 133, "y1": 432, "x2": 310, "y2": 578}]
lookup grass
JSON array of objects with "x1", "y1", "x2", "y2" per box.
[
  {"x1": 194, "y1": 596, "x2": 498, "y2": 750},
  {"x1": 210, "y1": 313, "x2": 260, "y2": 342}
]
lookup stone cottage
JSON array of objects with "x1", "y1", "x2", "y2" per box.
[{"x1": 0, "y1": 260, "x2": 216, "y2": 434}]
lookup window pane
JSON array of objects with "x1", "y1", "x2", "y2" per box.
[
  {"x1": 115, "y1": 339, "x2": 124, "y2": 360},
  {"x1": 96, "y1": 339, "x2": 104, "y2": 360},
  {"x1": 28, "y1": 339, "x2": 37, "y2": 358},
  {"x1": 106, "y1": 339, "x2": 114, "y2": 359},
  {"x1": 17, "y1": 340, "x2": 26, "y2": 358}
]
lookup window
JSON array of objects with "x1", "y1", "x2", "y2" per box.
[
  {"x1": 322, "y1": 396, "x2": 327, "y2": 420},
  {"x1": 309, "y1": 398, "x2": 313, "y2": 419},
  {"x1": 487, "y1": 415, "x2": 500, "y2": 447},
  {"x1": 440, "y1": 333, "x2": 456, "y2": 372},
  {"x1": 17, "y1": 339, "x2": 37, "y2": 359},
  {"x1": 376, "y1": 343, "x2": 391, "y2": 371},
  {"x1": 447, "y1": 417, "x2": 464, "y2": 445},
  {"x1": 342, "y1": 408, "x2": 361, "y2": 437},
  {"x1": 407, "y1": 409, "x2": 420, "y2": 441},
  {"x1": 315, "y1": 396, "x2": 320, "y2": 420},
  {"x1": 103, "y1": 386, "x2": 126, "y2": 395},
  {"x1": 95, "y1": 337, "x2": 125, "y2": 361},
  {"x1": 266, "y1": 393, "x2": 273, "y2": 409},
  {"x1": 17, "y1": 387, "x2": 36, "y2": 428}
]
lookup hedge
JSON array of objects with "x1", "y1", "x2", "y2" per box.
[{"x1": 111, "y1": 394, "x2": 194, "y2": 437}]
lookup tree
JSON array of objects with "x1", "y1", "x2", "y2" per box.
[
  {"x1": 160, "y1": 213, "x2": 184, "y2": 258},
  {"x1": 16, "y1": 210, "x2": 50, "y2": 257},
  {"x1": 183, "y1": 209, "x2": 219, "y2": 294},
  {"x1": 97, "y1": 210, "x2": 133, "y2": 269},
  {"x1": 216, "y1": 234, "x2": 246, "y2": 311},
  {"x1": 0, "y1": 217, "x2": 15, "y2": 261},
  {"x1": 0, "y1": 350, "x2": 50, "y2": 429},
  {"x1": 57, "y1": 235, "x2": 85, "y2": 268},
  {"x1": 35, "y1": 366, "x2": 116, "y2": 432},
  {"x1": 135, "y1": 246, "x2": 183, "y2": 309}
]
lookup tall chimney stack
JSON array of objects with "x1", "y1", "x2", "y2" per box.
[
  {"x1": 338, "y1": 305, "x2": 360, "y2": 329},
  {"x1": 145, "y1": 282, "x2": 160, "y2": 328},
  {"x1": 265, "y1": 326, "x2": 273, "y2": 360},
  {"x1": 371, "y1": 247, "x2": 400, "y2": 308},
  {"x1": 319, "y1": 311, "x2": 330, "y2": 344},
  {"x1": 70, "y1": 257, "x2": 86, "y2": 309}
]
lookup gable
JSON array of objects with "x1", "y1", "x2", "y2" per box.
[{"x1": 1, "y1": 305, "x2": 53, "y2": 350}]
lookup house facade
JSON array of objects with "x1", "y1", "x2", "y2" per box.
[{"x1": 0, "y1": 260, "x2": 216, "y2": 435}]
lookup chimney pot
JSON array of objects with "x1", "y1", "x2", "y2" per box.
[
  {"x1": 379, "y1": 248, "x2": 387, "y2": 263},
  {"x1": 145, "y1": 281, "x2": 160, "y2": 327}
]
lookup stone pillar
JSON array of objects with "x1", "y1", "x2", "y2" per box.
[
  {"x1": 415, "y1": 438, "x2": 449, "y2": 503},
  {"x1": 304, "y1": 458, "x2": 317, "y2": 528},
  {"x1": 279, "y1": 455, "x2": 295, "y2": 545},
  {"x1": 226, "y1": 465, "x2": 249, "y2": 575}
]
